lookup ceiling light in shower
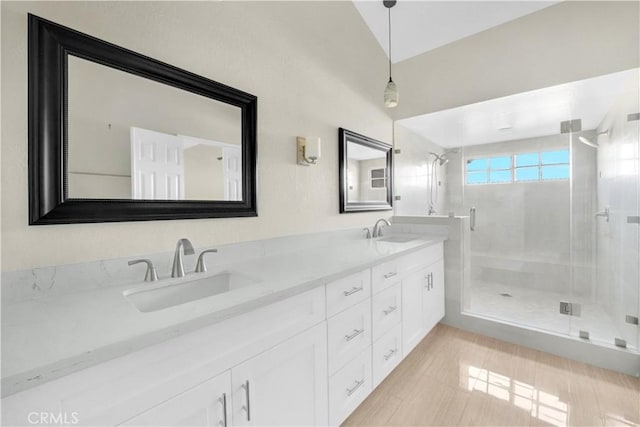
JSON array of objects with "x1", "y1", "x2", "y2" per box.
[{"x1": 383, "y1": 0, "x2": 398, "y2": 108}]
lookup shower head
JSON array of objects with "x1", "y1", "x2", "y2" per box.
[
  {"x1": 578, "y1": 136, "x2": 599, "y2": 148},
  {"x1": 429, "y1": 149, "x2": 457, "y2": 166},
  {"x1": 578, "y1": 130, "x2": 609, "y2": 148}
]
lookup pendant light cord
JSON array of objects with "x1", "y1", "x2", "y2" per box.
[{"x1": 388, "y1": 7, "x2": 392, "y2": 81}]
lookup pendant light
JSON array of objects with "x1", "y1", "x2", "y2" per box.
[{"x1": 383, "y1": 0, "x2": 399, "y2": 108}]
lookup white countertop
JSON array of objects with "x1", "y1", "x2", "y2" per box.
[{"x1": 1, "y1": 234, "x2": 444, "y2": 396}]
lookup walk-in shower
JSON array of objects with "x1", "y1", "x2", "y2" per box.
[
  {"x1": 456, "y1": 70, "x2": 640, "y2": 352},
  {"x1": 396, "y1": 68, "x2": 640, "y2": 360}
]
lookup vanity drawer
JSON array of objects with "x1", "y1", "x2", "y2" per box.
[
  {"x1": 397, "y1": 243, "x2": 443, "y2": 273},
  {"x1": 326, "y1": 269, "x2": 371, "y2": 318},
  {"x1": 371, "y1": 260, "x2": 401, "y2": 294},
  {"x1": 371, "y1": 282, "x2": 402, "y2": 341},
  {"x1": 327, "y1": 299, "x2": 371, "y2": 375},
  {"x1": 372, "y1": 324, "x2": 402, "y2": 388},
  {"x1": 328, "y1": 347, "x2": 372, "y2": 427}
]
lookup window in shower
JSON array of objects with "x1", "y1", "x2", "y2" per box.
[
  {"x1": 515, "y1": 150, "x2": 570, "y2": 181},
  {"x1": 466, "y1": 156, "x2": 512, "y2": 184},
  {"x1": 466, "y1": 150, "x2": 570, "y2": 185}
]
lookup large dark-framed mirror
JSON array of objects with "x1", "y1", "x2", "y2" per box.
[
  {"x1": 28, "y1": 14, "x2": 257, "y2": 225},
  {"x1": 339, "y1": 128, "x2": 393, "y2": 213}
]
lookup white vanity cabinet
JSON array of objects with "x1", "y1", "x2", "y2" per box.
[
  {"x1": 122, "y1": 322, "x2": 328, "y2": 427},
  {"x1": 2, "y1": 241, "x2": 445, "y2": 427},
  {"x1": 423, "y1": 258, "x2": 445, "y2": 334},
  {"x1": 121, "y1": 371, "x2": 231, "y2": 426},
  {"x1": 402, "y1": 267, "x2": 430, "y2": 354},
  {"x1": 325, "y1": 269, "x2": 373, "y2": 426},
  {"x1": 230, "y1": 322, "x2": 328, "y2": 427},
  {"x1": 401, "y1": 247, "x2": 445, "y2": 355},
  {"x1": 326, "y1": 242, "x2": 445, "y2": 425}
]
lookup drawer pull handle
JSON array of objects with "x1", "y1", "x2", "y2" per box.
[
  {"x1": 345, "y1": 328, "x2": 365, "y2": 341},
  {"x1": 219, "y1": 393, "x2": 228, "y2": 427},
  {"x1": 346, "y1": 378, "x2": 365, "y2": 396},
  {"x1": 383, "y1": 306, "x2": 397, "y2": 315},
  {"x1": 424, "y1": 273, "x2": 433, "y2": 290},
  {"x1": 384, "y1": 348, "x2": 398, "y2": 361},
  {"x1": 383, "y1": 271, "x2": 397, "y2": 279},
  {"x1": 343, "y1": 286, "x2": 363, "y2": 296},
  {"x1": 241, "y1": 380, "x2": 251, "y2": 421}
]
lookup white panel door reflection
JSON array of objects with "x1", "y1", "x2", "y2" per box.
[
  {"x1": 130, "y1": 127, "x2": 184, "y2": 200},
  {"x1": 131, "y1": 127, "x2": 242, "y2": 201}
]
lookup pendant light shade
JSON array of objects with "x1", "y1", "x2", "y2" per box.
[
  {"x1": 384, "y1": 79, "x2": 399, "y2": 108},
  {"x1": 384, "y1": 0, "x2": 398, "y2": 108}
]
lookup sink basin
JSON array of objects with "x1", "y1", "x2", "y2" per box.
[
  {"x1": 124, "y1": 271, "x2": 260, "y2": 313},
  {"x1": 377, "y1": 235, "x2": 417, "y2": 243}
]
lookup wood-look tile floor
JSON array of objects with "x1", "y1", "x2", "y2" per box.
[{"x1": 343, "y1": 324, "x2": 640, "y2": 427}]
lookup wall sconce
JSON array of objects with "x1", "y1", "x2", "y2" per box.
[{"x1": 297, "y1": 136, "x2": 321, "y2": 166}]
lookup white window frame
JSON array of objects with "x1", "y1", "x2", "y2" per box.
[{"x1": 466, "y1": 150, "x2": 570, "y2": 185}]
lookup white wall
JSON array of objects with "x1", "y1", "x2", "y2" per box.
[
  {"x1": 1, "y1": 1, "x2": 393, "y2": 271},
  {"x1": 183, "y1": 145, "x2": 225, "y2": 200},
  {"x1": 392, "y1": 1, "x2": 640, "y2": 121},
  {"x1": 393, "y1": 124, "x2": 447, "y2": 216}
]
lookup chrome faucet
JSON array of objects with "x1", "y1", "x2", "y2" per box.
[
  {"x1": 128, "y1": 259, "x2": 159, "y2": 282},
  {"x1": 171, "y1": 238, "x2": 195, "y2": 278},
  {"x1": 372, "y1": 218, "x2": 391, "y2": 238},
  {"x1": 195, "y1": 249, "x2": 218, "y2": 273}
]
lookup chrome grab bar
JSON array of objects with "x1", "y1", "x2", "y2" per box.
[{"x1": 470, "y1": 207, "x2": 476, "y2": 231}]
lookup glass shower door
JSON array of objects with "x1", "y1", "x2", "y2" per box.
[
  {"x1": 573, "y1": 72, "x2": 640, "y2": 351},
  {"x1": 460, "y1": 109, "x2": 573, "y2": 336}
]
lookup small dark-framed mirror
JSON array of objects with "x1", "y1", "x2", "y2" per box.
[
  {"x1": 339, "y1": 128, "x2": 393, "y2": 213},
  {"x1": 28, "y1": 14, "x2": 257, "y2": 225}
]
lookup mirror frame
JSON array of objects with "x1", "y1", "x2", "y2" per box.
[
  {"x1": 339, "y1": 128, "x2": 393, "y2": 213},
  {"x1": 28, "y1": 14, "x2": 258, "y2": 225}
]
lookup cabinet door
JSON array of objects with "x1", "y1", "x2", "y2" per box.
[
  {"x1": 424, "y1": 259, "x2": 445, "y2": 334},
  {"x1": 401, "y1": 267, "x2": 428, "y2": 355},
  {"x1": 231, "y1": 322, "x2": 328, "y2": 426},
  {"x1": 121, "y1": 370, "x2": 231, "y2": 426}
]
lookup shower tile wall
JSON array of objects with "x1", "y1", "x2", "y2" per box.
[
  {"x1": 596, "y1": 75, "x2": 640, "y2": 346},
  {"x1": 394, "y1": 124, "x2": 448, "y2": 216},
  {"x1": 444, "y1": 132, "x2": 598, "y2": 296}
]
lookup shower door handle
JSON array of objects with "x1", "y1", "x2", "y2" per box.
[
  {"x1": 470, "y1": 207, "x2": 476, "y2": 231},
  {"x1": 595, "y1": 207, "x2": 610, "y2": 222}
]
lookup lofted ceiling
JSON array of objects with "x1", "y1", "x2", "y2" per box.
[
  {"x1": 353, "y1": 1, "x2": 559, "y2": 63},
  {"x1": 396, "y1": 69, "x2": 638, "y2": 148}
]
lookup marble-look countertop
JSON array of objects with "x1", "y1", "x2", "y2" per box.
[{"x1": 1, "y1": 234, "x2": 443, "y2": 396}]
